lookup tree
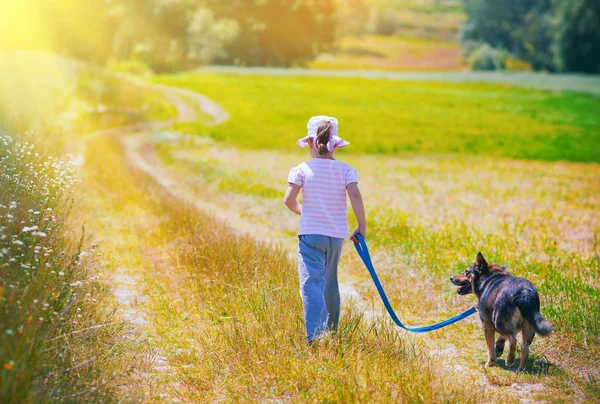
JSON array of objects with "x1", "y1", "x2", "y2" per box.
[
  {"x1": 208, "y1": 0, "x2": 337, "y2": 66},
  {"x1": 187, "y1": 8, "x2": 240, "y2": 64},
  {"x1": 461, "y1": 0, "x2": 600, "y2": 73},
  {"x1": 461, "y1": 0, "x2": 554, "y2": 70},
  {"x1": 553, "y1": 0, "x2": 600, "y2": 74}
]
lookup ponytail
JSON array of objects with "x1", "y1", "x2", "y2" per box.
[{"x1": 316, "y1": 121, "x2": 332, "y2": 156}]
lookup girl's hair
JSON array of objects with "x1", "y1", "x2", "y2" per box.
[{"x1": 316, "y1": 121, "x2": 332, "y2": 156}]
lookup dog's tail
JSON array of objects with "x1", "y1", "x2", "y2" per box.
[
  {"x1": 516, "y1": 288, "x2": 553, "y2": 337},
  {"x1": 531, "y1": 312, "x2": 553, "y2": 336}
]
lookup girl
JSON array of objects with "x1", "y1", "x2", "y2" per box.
[{"x1": 284, "y1": 115, "x2": 366, "y2": 344}]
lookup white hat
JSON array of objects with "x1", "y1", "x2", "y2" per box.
[{"x1": 296, "y1": 115, "x2": 350, "y2": 152}]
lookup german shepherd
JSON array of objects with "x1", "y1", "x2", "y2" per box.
[{"x1": 450, "y1": 253, "x2": 552, "y2": 370}]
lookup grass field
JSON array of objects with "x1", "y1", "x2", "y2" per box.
[
  {"x1": 145, "y1": 70, "x2": 599, "y2": 401},
  {"x1": 1, "y1": 51, "x2": 599, "y2": 401},
  {"x1": 155, "y1": 73, "x2": 600, "y2": 163}
]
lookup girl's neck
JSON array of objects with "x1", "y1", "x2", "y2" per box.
[{"x1": 314, "y1": 155, "x2": 335, "y2": 160}]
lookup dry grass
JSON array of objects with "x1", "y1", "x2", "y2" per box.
[
  {"x1": 133, "y1": 145, "x2": 489, "y2": 402},
  {"x1": 76, "y1": 133, "x2": 483, "y2": 402},
  {"x1": 152, "y1": 135, "x2": 599, "y2": 402}
]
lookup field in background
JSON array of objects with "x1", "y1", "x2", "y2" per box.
[
  {"x1": 313, "y1": 0, "x2": 522, "y2": 71},
  {"x1": 310, "y1": 35, "x2": 467, "y2": 71},
  {"x1": 155, "y1": 72, "x2": 600, "y2": 163}
]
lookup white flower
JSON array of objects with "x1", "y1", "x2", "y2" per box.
[
  {"x1": 22, "y1": 226, "x2": 39, "y2": 232},
  {"x1": 32, "y1": 232, "x2": 47, "y2": 237},
  {"x1": 58, "y1": 271, "x2": 65, "y2": 277},
  {"x1": 79, "y1": 251, "x2": 88, "y2": 258},
  {"x1": 12, "y1": 240, "x2": 24, "y2": 246},
  {"x1": 5, "y1": 329, "x2": 13, "y2": 335}
]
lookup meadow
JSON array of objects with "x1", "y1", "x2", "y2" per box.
[
  {"x1": 144, "y1": 70, "x2": 599, "y2": 401},
  {"x1": 156, "y1": 72, "x2": 600, "y2": 163},
  {"x1": 1, "y1": 51, "x2": 599, "y2": 402}
]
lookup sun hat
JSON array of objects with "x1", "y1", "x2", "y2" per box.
[{"x1": 296, "y1": 115, "x2": 350, "y2": 153}]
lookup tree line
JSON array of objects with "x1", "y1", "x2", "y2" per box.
[
  {"x1": 2, "y1": 0, "x2": 598, "y2": 74},
  {"x1": 461, "y1": 0, "x2": 600, "y2": 74}
]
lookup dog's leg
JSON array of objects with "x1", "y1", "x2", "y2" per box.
[
  {"x1": 506, "y1": 335, "x2": 517, "y2": 367},
  {"x1": 484, "y1": 322, "x2": 496, "y2": 367},
  {"x1": 495, "y1": 334, "x2": 506, "y2": 358},
  {"x1": 519, "y1": 323, "x2": 536, "y2": 371}
]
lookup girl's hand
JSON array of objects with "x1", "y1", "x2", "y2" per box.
[{"x1": 350, "y1": 226, "x2": 366, "y2": 243}]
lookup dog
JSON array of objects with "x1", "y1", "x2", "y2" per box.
[{"x1": 450, "y1": 252, "x2": 552, "y2": 370}]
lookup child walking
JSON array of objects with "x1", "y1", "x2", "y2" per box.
[{"x1": 284, "y1": 115, "x2": 366, "y2": 344}]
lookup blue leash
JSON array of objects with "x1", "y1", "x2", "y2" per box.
[{"x1": 353, "y1": 234, "x2": 477, "y2": 333}]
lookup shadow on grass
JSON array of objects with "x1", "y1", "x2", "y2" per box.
[{"x1": 494, "y1": 356, "x2": 558, "y2": 376}]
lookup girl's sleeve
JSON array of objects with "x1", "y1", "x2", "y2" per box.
[
  {"x1": 288, "y1": 166, "x2": 304, "y2": 186},
  {"x1": 345, "y1": 166, "x2": 358, "y2": 185}
]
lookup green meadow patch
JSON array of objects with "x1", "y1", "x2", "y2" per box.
[{"x1": 155, "y1": 73, "x2": 600, "y2": 163}]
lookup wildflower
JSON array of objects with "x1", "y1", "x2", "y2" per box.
[
  {"x1": 22, "y1": 226, "x2": 39, "y2": 232},
  {"x1": 5, "y1": 329, "x2": 13, "y2": 335},
  {"x1": 3, "y1": 363, "x2": 13, "y2": 371},
  {"x1": 13, "y1": 240, "x2": 24, "y2": 246},
  {"x1": 58, "y1": 272, "x2": 65, "y2": 277}
]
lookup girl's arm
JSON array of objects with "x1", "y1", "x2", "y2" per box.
[
  {"x1": 284, "y1": 184, "x2": 302, "y2": 215},
  {"x1": 347, "y1": 182, "x2": 366, "y2": 242}
]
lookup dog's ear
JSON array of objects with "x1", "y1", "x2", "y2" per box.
[{"x1": 476, "y1": 252, "x2": 489, "y2": 273}]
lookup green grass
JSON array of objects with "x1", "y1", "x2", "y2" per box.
[{"x1": 155, "y1": 73, "x2": 600, "y2": 163}]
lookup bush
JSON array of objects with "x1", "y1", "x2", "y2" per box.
[
  {"x1": 469, "y1": 43, "x2": 506, "y2": 71},
  {"x1": 460, "y1": 40, "x2": 484, "y2": 58}
]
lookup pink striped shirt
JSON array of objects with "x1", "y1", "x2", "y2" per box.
[{"x1": 288, "y1": 159, "x2": 358, "y2": 239}]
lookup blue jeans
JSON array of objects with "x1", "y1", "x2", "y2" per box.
[{"x1": 297, "y1": 234, "x2": 344, "y2": 343}]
